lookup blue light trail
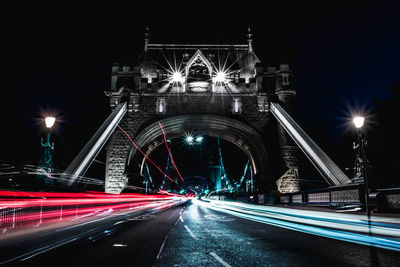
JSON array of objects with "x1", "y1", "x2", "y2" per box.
[{"x1": 194, "y1": 199, "x2": 400, "y2": 251}]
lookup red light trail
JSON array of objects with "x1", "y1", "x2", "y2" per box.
[
  {"x1": 158, "y1": 122, "x2": 184, "y2": 182},
  {"x1": 0, "y1": 190, "x2": 187, "y2": 233}
]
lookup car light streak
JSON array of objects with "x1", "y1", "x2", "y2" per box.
[
  {"x1": 194, "y1": 199, "x2": 400, "y2": 251},
  {"x1": 0, "y1": 190, "x2": 187, "y2": 233}
]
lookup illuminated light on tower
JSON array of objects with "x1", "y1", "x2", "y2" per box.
[
  {"x1": 196, "y1": 136, "x2": 203, "y2": 143},
  {"x1": 186, "y1": 135, "x2": 194, "y2": 143},
  {"x1": 353, "y1": 116, "x2": 365, "y2": 129},
  {"x1": 213, "y1": 71, "x2": 227, "y2": 83},
  {"x1": 45, "y1": 117, "x2": 56, "y2": 128},
  {"x1": 171, "y1": 71, "x2": 183, "y2": 83}
]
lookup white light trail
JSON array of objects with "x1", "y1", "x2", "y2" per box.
[{"x1": 194, "y1": 199, "x2": 400, "y2": 251}]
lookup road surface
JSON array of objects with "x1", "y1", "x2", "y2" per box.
[{"x1": 1, "y1": 201, "x2": 400, "y2": 266}]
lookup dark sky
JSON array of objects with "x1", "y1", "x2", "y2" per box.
[{"x1": 1, "y1": 2, "x2": 399, "y2": 177}]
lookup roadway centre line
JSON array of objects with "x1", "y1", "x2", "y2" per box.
[
  {"x1": 156, "y1": 235, "x2": 169, "y2": 260},
  {"x1": 184, "y1": 225, "x2": 198, "y2": 240},
  {"x1": 179, "y1": 216, "x2": 184, "y2": 222},
  {"x1": 209, "y1": 252, "x2": 231, "y2": 267},
  {"x1": 20, "y1": 237, "x2": 79, "y2": 262}
]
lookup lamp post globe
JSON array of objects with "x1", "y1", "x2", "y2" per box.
[
  {"x1": 353, "y1": 116, "x2": 365, "y2": 129},
  {"x1": 45, "y1": 117, "x2": 56, "y2": 129}
]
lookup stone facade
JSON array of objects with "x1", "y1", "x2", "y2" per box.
[{"x1": 105, "y1": 34, "x2": 299, "y2": 194}]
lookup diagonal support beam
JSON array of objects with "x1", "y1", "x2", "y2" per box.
[
  {"x1": 270, "y1": 102, "x2": 351, "y2": 186},
  {"x1": 64, "y1": 102, "x2": 127, "y2": 186}
]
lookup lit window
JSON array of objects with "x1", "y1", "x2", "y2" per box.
[
  {"x1": 233, "y1": 98, "x2": 241, "y2": 114},
  {"x1": 157, "y1": 98, "x2": 166, "y2": 114}
]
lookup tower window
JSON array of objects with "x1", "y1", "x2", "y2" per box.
[
  {"x1": 157, "y1": 98, "x2": 166, "y2": 114},
  {"x1": 282, "y1": 73, "x2": 290, "y2": 85},
  {"x1": 233, "y1": 98, "x2": 242, "y2": 114}
]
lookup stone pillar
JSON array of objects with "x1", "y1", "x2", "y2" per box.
[
  {"x1": 105, "y1": 118, "x2": 131, "y2": 194},
  {"x1": 275, "y1": 64, "x2": 301, "y2": 193}
]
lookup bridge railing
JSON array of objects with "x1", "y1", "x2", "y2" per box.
[
  {"x1": 278, "y1": 184, "x2": 363, "y2": 207},
  {"x1": 375, "y1": 188, "x2": 400, "y2": 212},
  {"x1": 278, "y1": 185, "x2": 400, "y2": 212}
]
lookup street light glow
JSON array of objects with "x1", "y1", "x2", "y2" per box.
[
  {"x1": 196, "y1": 136, "x2": 203, "y2": 143},
  {"x1": 353, "y1": 116, "x2": 365, "y2": 129},
  {"x1": 45, "y1": 117, "x2": 56, "y2": 128}
]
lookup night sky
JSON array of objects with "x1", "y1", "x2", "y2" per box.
[{"x1": 2, "y1": 3, "x2": 399, "y2": 182}]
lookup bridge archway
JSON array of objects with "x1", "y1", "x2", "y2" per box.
[{"x1": 118, "y1": 115, "x2": 270, "y2": 194}]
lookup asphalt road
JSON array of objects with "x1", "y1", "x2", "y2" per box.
[{"x1": 2, "y1": 201, "x2": 400, "y2": 266}]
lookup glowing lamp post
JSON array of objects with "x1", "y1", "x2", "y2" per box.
[
  {"x1": 353, "y1": 116, "x2": 364, "y2": 129},
  {"x1": 353, "y1": 116, "x2": 370, "y2": 219},
  {"x1": 38, "y1": 117, "x2": 56, "y2": 182},
  {"x1": 45, "y1": 116, "x2": 56, "y2": 128}
]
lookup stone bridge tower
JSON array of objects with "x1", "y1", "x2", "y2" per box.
[{"x1": 105, "y1": 29, "x2": 299, "y2": 194}]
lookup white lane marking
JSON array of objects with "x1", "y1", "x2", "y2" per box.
[
  {"x1": 336, "y1": 208, "x2": 362, "y2": 213},
  {"x1": 113, "y1": 243, "x2": 127, "y2": 247},
  {"x1": 179, "y1": 216, "x2": 184, "y2": 222},
  {"x1": 129, "y1": 214, "x2": 155, "y2": 221},
  {"x1": 184, "y1": 225, "x2": 198, "y2": 240},
  {"x1": 57, "y1": 216, "x2": 108, "y2": 231},
  {"x1": 204, "y1": 215, "x2": 235, "y2": 222},
  {"x1": 20, "y1": 237, "x2": 79, "y2": 261},
  {"x1": 209, "y1": 252, "x2": 231, "y2": 267},
  {"x1": 156, "y1": 235, "x2": 169, "y2": 260}
]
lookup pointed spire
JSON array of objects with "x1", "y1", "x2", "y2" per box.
[
  {"x1": 144, "y1": 27, "x2": 150, "y2": 52},
  {"x1": 247, "y1": 27, "x2": 253, "y2": 53}
]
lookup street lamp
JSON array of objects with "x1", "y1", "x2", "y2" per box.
[
  {"x1": 45, "y1": 116, "x2": 56, "y2": 128},
  {"x1": 353, "y1": 116, "x2": 370, "y2": 219},
  {"x1": 38, "y1": 117, "x2": 56, "y2": 182}
]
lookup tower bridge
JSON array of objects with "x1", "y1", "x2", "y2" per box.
[
  {"x1": 3, "y1": 29, "x2": 400, "y2": 266},
  {"x1": 64, "y1": 29, "x2": 351, "y2": 195}
]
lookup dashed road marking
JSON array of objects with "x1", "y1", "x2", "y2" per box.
[
  {"x1": 204, "y1": 215, "x2": 235, "y2": 222},
  {"x1": 157, "y1": 235, "x2": 169, "y2": 260},
  {"x1": 113, "y1": 243, "x2": 127, "y2": 247},
  {"x1": 19, "y1": 237, "x2": 79, "y2": 262},
  {"x1": 209, "y1": 252, "x2": 231, "y2": 267},
  {"x1": 184, "y1": 225, "x2": 198, "y2": 240},
  {"x1": 179, "y1": 216, "x2": 184, "y2": 222},
  {"x1": 129, "y1": 214, "x2": 155, "y2": 221}
]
